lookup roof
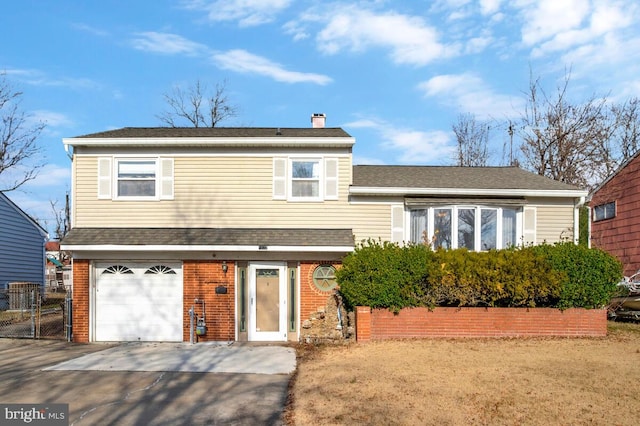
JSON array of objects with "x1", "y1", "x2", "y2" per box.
[
  {"x1": 72, "y1": 127, "x2": 352, "y2": 139},
  {"x1": 61, "y1": 228, "x2": 355, "y2": 250},
  {"x1": 0, "y1": 191, "x2": 48, "y2": 238},
  {"x1": 352, "y1": 165, "x2": 586, "y2": 195}
]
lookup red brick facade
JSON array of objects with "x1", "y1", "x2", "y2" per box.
[
  {"x1": 299, "y1": 261, "x2": 340, "y2": 321},
  {"x1": 182, "y1": 260, "x2": 235, "y2": 342},
  {"x1": 71, "y1": 259, "x2": 337, "y2": 343},
  {"x1": 355, "y1": 307, "x2": 607, "y2": 341},
  {"x1": 71, "y1": 259, "x2": 90, "y2": 343}
]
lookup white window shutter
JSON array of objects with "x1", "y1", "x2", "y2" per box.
[
  {"x1": 523, "y1": 206, "x2": 536, "y2": 246},
  {"x1": 273, "y1": 158, "x2": 287, "y2": 199},
  {"x1": 160, "y1": 158, "x2": 174, "y2": 200},
  {"x1": 97, "y1": 157, "x2": 112, "y2": 199},
  {"x1": 391, "y1": 205, "x2": 405, "y2": 243},
  {"x1": 324, "y1": 158, "x2": 338, "y2": 200}
]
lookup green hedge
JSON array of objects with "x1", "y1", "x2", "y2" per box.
[{"x1": 336, "y1": 240, "x2": 622, "y2": 312}]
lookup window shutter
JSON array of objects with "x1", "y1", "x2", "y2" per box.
[
  {"x1": 97, "y1": 157, "x2": 112, "y2": 199},
  {"x1": 391, "y1": 204, "x2": 405, "y2": 243},
  {"x1": 523, "y1": 206, "x2": 536, "y2": 246},
  {"x1": 273, "y1": 158, "x2": 287, "y2": 199},
  {"x1": 324, "y1": 158, "x2": 338, "y2": 200},
  {"x1": 160, "y1": 158, "x2": 174, "y2": 200}
]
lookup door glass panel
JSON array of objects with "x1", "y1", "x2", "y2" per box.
[{"x1": 256, "y1": 269, "x2": 280, "y2": 332}]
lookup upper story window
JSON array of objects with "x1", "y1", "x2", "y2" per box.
[
  {"x1": 97, "y1": 157, "x2": 174, "y2": 201},
  {"x1": 410, "y1": 206, "x2": 520, "y2": 251},
  {"x1": 593, "y1": 201, "x2": 615, "y2": 221},
  {"x1": 291, "y1": 160, "x2": 321, "y2": 199},
  {"x1": 117, "y1": 160, "x2": 156, "y2": 197},
  {"x1": 273, "y1": 157, "x2": 338, "y2": 202}
]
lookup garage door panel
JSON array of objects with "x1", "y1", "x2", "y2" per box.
[{"x1": 95, "y1": 262, "x2": 183, "y2": 342}]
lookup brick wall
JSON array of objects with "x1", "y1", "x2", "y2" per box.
[
  {"x1": 355, "y1": 307, "x2": 607, "y2": 341},
  {"x1": 71, "y1": 259, "x2": 90, "y2": 343},
  {"x1": 299, "y1": 261, "x2": 339, "y2": 321},
  {"x1": 183, "y1": 260, "x2": 235, "y2": 342}
]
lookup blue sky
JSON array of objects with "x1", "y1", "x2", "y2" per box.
[{"x1": 2, "y1": 0, "x2": 640, "y2": 235}]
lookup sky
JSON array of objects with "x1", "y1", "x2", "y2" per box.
[{"x1": 1, "y1": 0, "x2": 640, "y2": 236}]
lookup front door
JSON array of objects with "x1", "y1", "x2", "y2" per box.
[{"x1": 248, "y1": 262, "x2": 287, "y2": 341}]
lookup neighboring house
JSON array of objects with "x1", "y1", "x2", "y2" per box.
[
  {"x1": 0, "y1": 191, "x2": 48, "y2": 290},
  {"x1": 590, "y1": 151, "x2": 640, "y2": 277},
  {"x1": 45, "y1": 241, "x2": 72, "y2": 289},
  {"x1": 60, "y1": 114, "x2": 587, "y2": 343}
]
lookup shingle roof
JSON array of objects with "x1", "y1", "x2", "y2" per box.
[
  {"x1": 352, "y1": 165, "x2": 584, "y2": 192},
  {"x1": 73, "y1": 127, "x2": 352, "y2": 139},
  {"x1": 61, "y1": 227, "x2": 355, "y2": 247}
]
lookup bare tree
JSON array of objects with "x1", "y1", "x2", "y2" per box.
[
  {"x1": 452, "y1": 113, "x2": 491, "y2": 167},
  {"x1": 0, "y1": 73, "x2": 45, "y2": 192},
  {"x1": 49, "y1": 193, "x2": 70, "y2": 241},
  {"x1": 157, "y1": 79, "x2": 238, "y2": 128},
  {"x1": 517, "y1": 71, "x2": 612, "y2": 189},
  {"x1": 611, "y1": 97, "x2": 640, "y2": 164}
]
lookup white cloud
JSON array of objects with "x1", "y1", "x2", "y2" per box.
[
  {"x1": 344, "y1": 117, "x2": 455, "y2": 164},
  {"x1": 311, "y1": 6, "x2": 458, "y2": 66},
  {"x1": 417, "y1": 73, "x2": 523, "y2": 120},
  {"x1": 212, "y1": 49, "x2": 332, "y2": 85},
  {"x1": 130, "y1": 32, "x2": 208, "y2": 56},
  {"x1": 479, "y1": 0, "x2": 502, "y2": 15},
  {"x1": 31, "y1": 110, "x2": 74, "y2": 128},
  {"x1": 518, "y1": 0, "x2": 591, "y2": 47},
  {"x1": 71, "y1": 23, "x2": 109, "y2": 37},
  {"x1": 4, "y1": 68, "x2": 100, "y2": 90},
  {"x1": 181, "y1": 0, "x2": 293, "y2": 27}
]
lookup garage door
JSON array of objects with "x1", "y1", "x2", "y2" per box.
[{"x1": 95, "y1": 262, "x2": 183, "y2": 342}]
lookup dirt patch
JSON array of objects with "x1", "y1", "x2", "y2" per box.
[{"x1": 286, "y1": 321, "x2": 640, "y2": 425}]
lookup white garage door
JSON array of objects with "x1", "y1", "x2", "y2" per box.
[{"x1": 95, "y1": 262, "x2": 183, "y2": 342}]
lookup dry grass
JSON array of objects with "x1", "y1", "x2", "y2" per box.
[{"x1": 286, "y1": 321, "x2": 640, "y2": 426}]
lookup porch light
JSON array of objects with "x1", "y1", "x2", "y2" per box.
[{"x1": 221, "y1": 261, "x2": 228, "y2": 274}]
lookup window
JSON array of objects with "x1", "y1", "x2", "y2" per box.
[
  {"x1": 593, "y1": 202, "x2": 615, "y2": 221},
  {"x1": 410, "y1": 206, "x2": 521, "y2": 251},
  {"x1": 272, "y1": 157, "x2": 338, "y2": 201},
  {"x1": 291, "y1": 160, "x2": 320, "y2": 198},
  {"x1": 97, "y1": 157, "x2": 174, "y2": 201},
  {"x1": 117, "y1": 160, "x2": 156, "y2": 197}
]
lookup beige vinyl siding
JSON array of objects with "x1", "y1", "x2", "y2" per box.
[
  {"x1": 74, "y1": 155, "x2": 382, "y2": 232},
  {"x1": 530, "y1": 199, "x2": 576, "y2": 244}
]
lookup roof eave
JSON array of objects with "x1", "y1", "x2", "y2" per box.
[
  {"x1": 62, "y1": 136, "x2": 356, "y2": 148},
  {"x1": 349, "y1": 187, "x2": 588, "y2": 198},
  {"x1": 60, "y1": 244, "x2": 355, "y2": 253}
]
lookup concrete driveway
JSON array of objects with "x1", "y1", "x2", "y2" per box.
[{"x1": 0, "y1": 339, "x2": 296, "y2": 425}]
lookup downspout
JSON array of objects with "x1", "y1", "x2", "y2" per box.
[{"x1": 574, "y1": 196, "x2": 585, "y2": 244}]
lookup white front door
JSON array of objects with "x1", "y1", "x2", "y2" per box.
[{"x1": 248, "y1": 262, "x2": 287, "y2": 341}]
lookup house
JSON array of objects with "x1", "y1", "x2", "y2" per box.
[
  {"x1": 60, "y1": 113, "x2": 587, "y2": 343},
  {"x1": 45, "y1": 241, "x2": 72, "y2": 290},
  {"x1": 0, "y1": 191, "x2": 48, "y2": 291},
  {"x1": 590, "y1": 151, "x2": 640, "y2": 277}
]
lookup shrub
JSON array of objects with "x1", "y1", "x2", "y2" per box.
[
  {"x1": 337, "y1": 240, "x2": 622, "y2": 311},
  {"x1": 530, "y1": 242, "x2": 622, "y2": 308}
]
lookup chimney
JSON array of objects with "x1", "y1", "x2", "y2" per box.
[{"x1": 311, "y1": 113, "x2": 326, "y2": 128}]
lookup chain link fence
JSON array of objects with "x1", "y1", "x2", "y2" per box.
[{"x1": 0, "y1": 283, "x2": 71, "y2": 340}]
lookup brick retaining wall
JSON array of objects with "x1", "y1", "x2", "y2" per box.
[{"x1": 355, "y1": 306, "x2": 607, "y2": 341}]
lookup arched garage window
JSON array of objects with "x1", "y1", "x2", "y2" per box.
[
  {"x1": 145, "y1": 265, "x2": 177, "y2": 274},
  {"x1": 102, "y1": 265, "x2": 134, "y2": 274}
]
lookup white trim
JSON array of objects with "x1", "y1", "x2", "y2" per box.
[
  {"x1": 61, "y1": 244, "x2": 355, "y2": 252},
  {"x1": 248, "y1": 261, "x2": 287, "y2": 341},
  {"x1": 349, "y1": 186, "x2": 588, "y2": 198},
  {"x1": 64, "y1": 136, "x2": 356, "y2": 148}
]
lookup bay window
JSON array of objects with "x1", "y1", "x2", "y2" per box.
[{"x1": 410, "y1": 205, "x2": 521, "y2": 250}]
